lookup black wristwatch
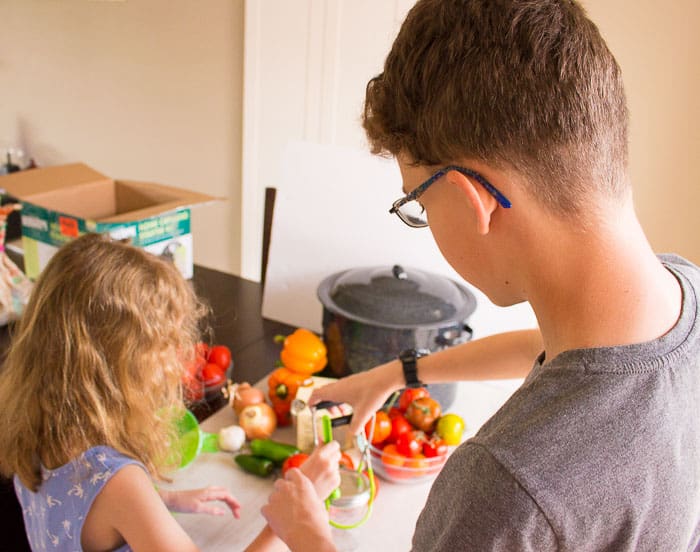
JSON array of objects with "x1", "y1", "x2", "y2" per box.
[{"x1": 399, "y1": 348, "x2": 428, "y2": 388}]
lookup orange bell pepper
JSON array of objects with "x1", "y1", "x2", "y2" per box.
[
  {"x1": 267, "y1": 367, "x2": 312, "y2": 426},
  {"x1": 276, "y1": 328, "x2": 327, "y2": 375}
]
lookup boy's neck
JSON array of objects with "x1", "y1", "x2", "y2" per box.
[{"x1": 524, "y1": 202, "x2": 682, "y2": 363}]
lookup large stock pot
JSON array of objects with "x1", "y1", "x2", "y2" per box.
[{"x1": 317, "y1": 264, "x2": 476, "y2": 409}]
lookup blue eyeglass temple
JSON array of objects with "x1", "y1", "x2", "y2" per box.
[{"x1": 399, "y1": 165, "x2": 512, "y2": 210}]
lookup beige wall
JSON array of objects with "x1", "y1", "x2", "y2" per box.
[
  {"x1": 583, "y1": 0, "x2": 700, "y2": 263},
  {"x1": 2, "y1": 0, "x2": 698, "y2": 279},
  {"x1": 1, "y1": 0, "x2": 244, "y2": 275}
]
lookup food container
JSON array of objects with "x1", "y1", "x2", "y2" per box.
[
  {"x1": 186, "y1": 360, "x2": 234, "y2": 415},
  {"x1": 328, "y1": 468, "x2": 372, "y2": 526},
  {"x1": 369, "y1": 443, "x2": 447, "y2": 484},
  {"x1": 317, "y1": 265, "x2": 476, "y2": 409}
]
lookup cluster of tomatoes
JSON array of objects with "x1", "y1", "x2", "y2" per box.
[
  {"x1": 182, "y1": 343, "x2": 232, "y2": 403},
  {"x1": 365, "y1": 387, "x2": 464, "y2": 480}
]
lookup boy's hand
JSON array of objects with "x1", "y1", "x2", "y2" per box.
[
  {"x1": 299, "y1": 441, "x2": 342, "y2": 499},
  {"x1": 311, "y1": 362, "x2": 398, "y2": 435},
  {"x1": 158, "y1": 486, "x2": 242, "y2": 518},
  {"x1": 262, "y1": 468, "x2": 336, "y2": 552}
]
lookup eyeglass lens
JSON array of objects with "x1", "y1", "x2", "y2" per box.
[{"x1": 397, "y1": 200, "x2": 428, "y2": 227}]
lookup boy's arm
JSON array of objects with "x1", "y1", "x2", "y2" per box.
[
  {"x1": 260, "y1": 469, "x2": 337, "y2": 552},
  {"x1": 312, "y1": 328, "x2": 542, "y2": 435},
  {"x1": 245, "y1": 442, "x2": 341, "y2": 552},
  {"x1": 419, "y1": 328, "x2": 543, "y2": 383}
]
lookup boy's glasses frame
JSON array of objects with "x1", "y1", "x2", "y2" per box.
[{"x1": 389, "y1": 165, "x2": 512, "y2": 228}]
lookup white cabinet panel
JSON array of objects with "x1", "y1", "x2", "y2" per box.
[{"x1": 242, "y1": 0, "x2": 412, "y2": 280}]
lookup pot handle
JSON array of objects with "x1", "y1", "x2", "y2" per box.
[
  {"x1": 434, "y1": 323, "x2": 473, "y2": 348},
  {"x1": 392, "y1": 265, "x2": 408, "y2": 280}
]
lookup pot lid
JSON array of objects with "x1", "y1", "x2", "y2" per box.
[{"x1": 317, "y1": 265, "x2": 477, "y2": 329}]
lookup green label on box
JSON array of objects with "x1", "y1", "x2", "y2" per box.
[{"x1": 20, "y1": 202, "x2": 191, "y2": 247}]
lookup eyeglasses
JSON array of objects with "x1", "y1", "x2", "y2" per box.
[{"x1": 389, "y1": 165, "x2": 512, "y2": 228}]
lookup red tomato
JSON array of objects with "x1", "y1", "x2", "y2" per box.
[
  {"x1": 380, "y1": 443, "x2": 407, "y2": 480},
  {"x1": 380, "y1": 444, "x2": 405, "y2": 467},
  {"x1": 405, "y1": 396, "x2": 442, "y2": 433},
  {"x1": 184, "y1": 352, "x2": 207, "y2": 379},
  {"x1": 422, "y1": 437, "x2": 448, "y2": 458},
  {"x1": 405, "y1": 454, "x2": 428, "y2": 477},
  {"x1": 195, "y1": 342, "x2": 209, "y2": 361},
  {"x1": 364, "y1": 411, "x2": 392, "y2": 445},
  {"x1": 201, "y1": 362, "x2": 226, "y2": 387},
  {"x1": 208, "y1": 345, "x2": 232, "y2": 370},
  {"x1": 399, "y1": 387, "x2": 429, "y2": 412},
  {"x1": 282, "y1": 452, "x2": 309, "y2": 476},
  {"x1": 395, "y1": 431, "x2": 423, "y2": 457},
  {"x1": 387, "y1": 406, "x2": 403, "y2": 419},
  {"x1": 389, "y1": 413, "x2": 413, "y2": 443},
  {"x1": 339, "y1": 452, "x2": 354, "y2": 470},
  {"x1": 182, "y1": 373, "x2": 204, "y2": 402}
]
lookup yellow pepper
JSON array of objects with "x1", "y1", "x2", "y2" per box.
[{"x1": 276, "y1": 328, "x2": 327, "y2": 375}]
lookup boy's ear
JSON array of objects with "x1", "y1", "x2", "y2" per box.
[{"x1": 445, "y1": 170, "x2": 499, "y2": 235}]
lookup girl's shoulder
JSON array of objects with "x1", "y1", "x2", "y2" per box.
[
  {"x1": 80, "y1": 446, "x2": 144, "y2": 472},
  {"x1": 15, "y1": 447, "x2": 147, "y2": 551},
  {"x1": 27, "y1": 446, "x2": 146, "y2": 500}
]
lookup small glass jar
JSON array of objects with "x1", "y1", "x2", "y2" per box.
[{"x1": 328, "y1": 468, "x2": 371, "y2": 527}]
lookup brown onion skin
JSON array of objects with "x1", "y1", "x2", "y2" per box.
[
  {"x1": 232, "y1": 383, "x2": 266, "y2": 415},
  {"x1": 238, "y1": 402, "x2": 277, "y2": 440}
]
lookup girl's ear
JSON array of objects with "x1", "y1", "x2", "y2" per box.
[{"x1": 445, "y1": 170, "x2": 499, "y2": 235}]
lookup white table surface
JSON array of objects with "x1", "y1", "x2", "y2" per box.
[{"x1": 160, "y1": 377, "x2": 523, "y2": 551}]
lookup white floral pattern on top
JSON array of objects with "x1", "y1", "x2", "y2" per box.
[{"x1": 14, "y1": 446, "x2": 144, "y2": 551}]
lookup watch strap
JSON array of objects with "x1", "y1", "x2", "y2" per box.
[{"x1": 400, "y1": 348, "x2": 426, "y2": 388}]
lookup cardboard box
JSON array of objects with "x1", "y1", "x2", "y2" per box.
[{"x1": 0, "y1": 163, "x2": 217, "y2": 280}]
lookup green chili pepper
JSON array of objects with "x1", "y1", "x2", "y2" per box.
[
  {"x1": 249, "y1": 439, "x2": 300, "y2": 464},
  {"x1": 235, "y1": 454, "x2": 275, "y2": 477}
]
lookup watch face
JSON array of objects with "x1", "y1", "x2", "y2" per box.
[{"x1": 400, "y1": 348, "x2": 429, "y2": 360}]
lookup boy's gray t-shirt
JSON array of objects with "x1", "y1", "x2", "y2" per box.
[{"x1": 412, "y1": 255, "x2": 700, "y2": 551}]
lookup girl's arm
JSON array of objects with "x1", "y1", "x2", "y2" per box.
[
  {"x1": 157, "y1": 486, "x2": 241, "y2": 518},
  {"x1": 85, "y1": 464, "x2": 199, "y2": 552}
]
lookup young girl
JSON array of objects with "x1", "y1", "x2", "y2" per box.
[{"x1": 0, "y1": 233, "x2": 340, "y2": 551}]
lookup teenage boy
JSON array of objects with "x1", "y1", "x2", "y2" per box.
[{"x1": 261, "y1": 0, "x2": 700, "y2": 550}]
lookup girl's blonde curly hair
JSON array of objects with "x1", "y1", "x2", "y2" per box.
[{"x1": 0, "y1": 233, "x2": 208, "y2": 491}]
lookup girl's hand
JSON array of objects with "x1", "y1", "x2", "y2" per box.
[
  {"x1": 298, "y1": 441, "x2": 341, "y2": 499},
  {"x1": 158, "y1": 486, "x2": 242, "y2": 518},
  {"x1": 261, "y1": 468, "x2": 336, "y2": 552}
]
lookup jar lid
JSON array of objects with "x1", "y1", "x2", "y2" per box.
[{"x1": 317, "y1": 265, "x2": 476, "y2": 329}]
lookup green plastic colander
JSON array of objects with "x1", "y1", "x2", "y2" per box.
[{"x1": 175, "y1": 410, "x2": 220, "y2": 468}]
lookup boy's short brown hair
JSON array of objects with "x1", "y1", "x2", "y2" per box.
[{"x1": 363, "y1": 0, "x2": 629, "y2": 214}]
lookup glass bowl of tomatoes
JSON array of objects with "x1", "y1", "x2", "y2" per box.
[
  {"x1": 182, "y1": 343, "x2": 233, "y2": 411},
  {"x1": 369, "y1": 439, "x2": 448, "y2": 484},
  {"x1": 364, "y1": 387, "x2": 463, "y2": 484}
]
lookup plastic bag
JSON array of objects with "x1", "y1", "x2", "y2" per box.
[{"x1": 0, "y1": 204, "x2": 32, "y2": 325}]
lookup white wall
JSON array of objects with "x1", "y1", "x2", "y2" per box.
[
  {"x1": 242, "y1": 0, "x2": 415, "y2": 281},
  {"x1": 242, "y1": 0, "x2": 700, "y2": 285}
]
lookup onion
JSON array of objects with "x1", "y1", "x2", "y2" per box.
[
  {"x1": 238, "y1": 403, "x2": 277, "y2": 440},
  {"x1": 230, "y1": 382, "x2": 265, "y2": 415}
]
